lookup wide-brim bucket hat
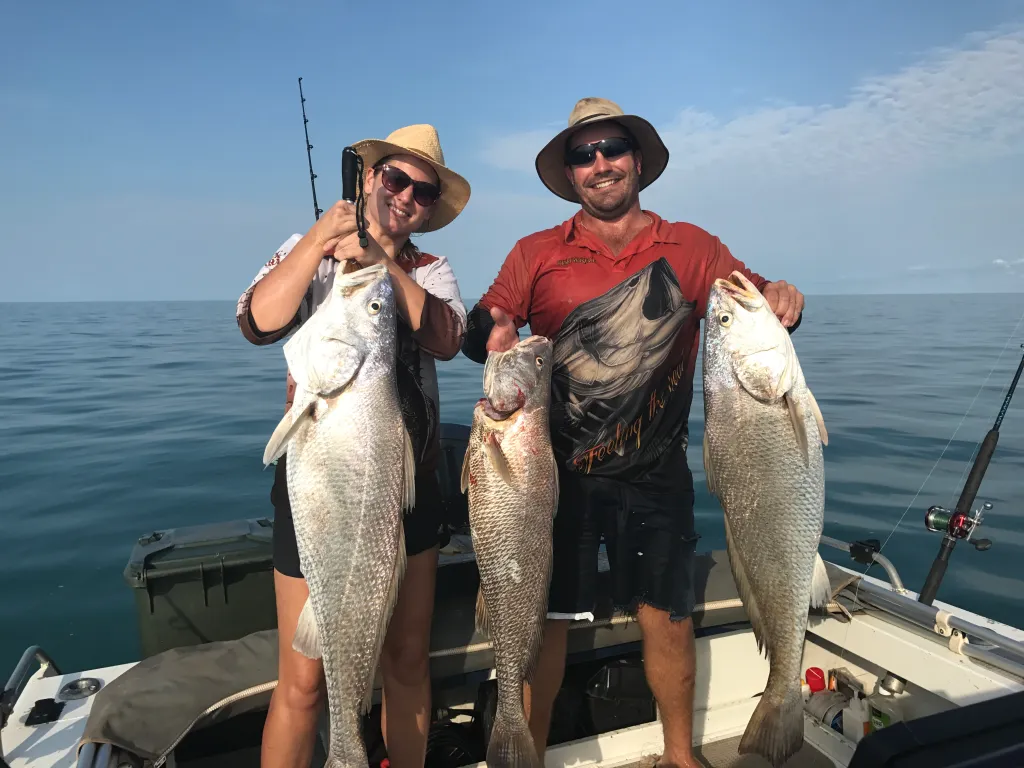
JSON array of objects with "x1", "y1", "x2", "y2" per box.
[
  {"x1": 535, "y1": 97, "x2": 669, "y2": 203},
  {"x1": 350, "y1": 123, "x2": 471, "y2": 232}
]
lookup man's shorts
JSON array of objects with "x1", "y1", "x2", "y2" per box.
[
  {"x1": 269, "y1": 453, "x2": 448, "y2": 579},
  {"x1": 547, "y1": 449, "x2": 699, "y2": 623}
]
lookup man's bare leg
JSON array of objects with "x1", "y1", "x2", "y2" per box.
[
  {"x1": 523, "y1": 618, "x2": 570, "y2": 757},
  {"x1": 635, "y1": 605, "x2": 700, "y2": 768}
]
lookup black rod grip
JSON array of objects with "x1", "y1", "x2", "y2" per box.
[{"x1": 341, "y1": 147, "x2": 359, "y2": 203}]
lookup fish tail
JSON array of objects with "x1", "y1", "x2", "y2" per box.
[
  {"x1": 487, "y1": 701, "x2": 542, "y2": 768},
  {"x1": 738, "y1": 684, "x2": 804, "y2": 767},
  {"x1": 324, "y1": 740, "x2": 367, "y2": 768}
]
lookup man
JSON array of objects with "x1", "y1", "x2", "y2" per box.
[{"x1": 460, "y1": 97, "x2": 804, "y2": 767}]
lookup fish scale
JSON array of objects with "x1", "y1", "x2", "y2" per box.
[
  {"x1": 462, "y1": 335, "x2": 558, "y2": 768},
  {"x1": 702, "y1": 271, "x2": 830, "y2": 768},
  {"x1": 263, "y1": 262, "x2": 415, "y2": 768}
]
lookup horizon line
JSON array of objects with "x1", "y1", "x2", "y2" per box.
[{"x1": 2, "y1": 289, "x2": 1023, "y2": 305}]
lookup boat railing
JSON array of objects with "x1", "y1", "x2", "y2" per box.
[
  {"x1": 819, "y1": 534, "x2": 908, "y2": 593},
  {"x1": 819, "y1": 532, "x2": 1024, "y2": 682},
  {"x1": 0, "y1": 645, "x2": 62, "y2": 767}
]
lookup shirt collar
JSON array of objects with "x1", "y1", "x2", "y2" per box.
[{"x1": 561, "y1": 209, "x2": 680, "y2": 253}]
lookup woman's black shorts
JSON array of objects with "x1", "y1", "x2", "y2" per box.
[{"x1": 269, "y1": 453, "x2": 447, "y2": 578}]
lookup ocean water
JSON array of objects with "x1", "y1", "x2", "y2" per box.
[{"x1": 1, "y1": 294, "x2": 1022, "y2": 674}]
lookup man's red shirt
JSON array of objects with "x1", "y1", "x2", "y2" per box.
[{"x1": 478, "y1": 210, "x2": 769, "y2": 484}]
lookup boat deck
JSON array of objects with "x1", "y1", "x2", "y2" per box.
[
  {"x1": 613, "y1": 737, "x2": 832, "y2": 768},
  {"x1": 695, "y1": 734, "x2": 833, "y2": 767}
]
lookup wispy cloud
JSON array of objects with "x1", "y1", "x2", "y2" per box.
[
  {"x1": 994, "y1": 257, "x2": 1024, "y2": 274},
  {"x1": 483, "y1": 25, "x2": 1024, "y2": 182}
]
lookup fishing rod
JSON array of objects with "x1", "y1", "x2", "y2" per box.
[
  {"x1": 295, "y1": 77, "x2": 367, "y2": 249},
  {"x1": 297, "y1": 77, "x2": 322, "y2": 221},
  {"x1": 918, "y1": 343, "x2": 1024, "y2": 606}
]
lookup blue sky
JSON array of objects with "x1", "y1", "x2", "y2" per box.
[{"x1": 2, "y1": 0, "x2": 1023, "y2": 302}]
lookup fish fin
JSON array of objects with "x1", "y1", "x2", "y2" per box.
[
  {"x1": 484, "y1": 433, "x2": 513, "y2": 486},
  {"x1": 785, "y1": 391, "x2": 811, "y2": 466},
  {"x1": 460, "y1": 437, "x2": 473, "y2": 494},
  {"x1": 523, "y1": 603, "x2": 547, "y2": 686},
  {"x1": 402, "y1": 425, "x2": 416, "y2": 513},
  {"x1": 551, "y1": 458, "x2": 560, "y2": 519},
  {"x1": 474, "y1": 585, "x2": 490, "y2": 636},
  {"x1": 362, "y1": 522, "x2": 407, "y2": 715},
  {"x1": 723, "y1": 515, "x2": 768, "y2": 657},
  {"x1": 291, "y1": 597, "x2": 322, "y2": 659},
  {"x1": 810, "y1": 552, "x2": 831, "y2": 609},
  {"x1": 738, "y1": 684, "x2": 805, "y2": 767},
  {"x1": 263, "y1": 397, "x2": 314, "y2": 466},
  {"x1": 486, "y1": 704, "x2": 542, "y2": 768},
  {"x1": 806, "y1": 387, "x2": 828, "y2": 446},
  {"x1": 702, "y1": 431, "x2": 718, "y2": 496}
]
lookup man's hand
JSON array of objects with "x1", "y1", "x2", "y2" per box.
[
  {"x1": 762, "y1": 280, "x2": 804, "y2": 328},
  {"x1": 486, "y1": 306, "x2": 519, "y2": 353}
]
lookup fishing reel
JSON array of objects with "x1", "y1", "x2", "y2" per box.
[{"x1": 924, "y1": 502, "x2": 992, "y2": 551}]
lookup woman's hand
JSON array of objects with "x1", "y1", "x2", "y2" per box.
[
  {"x1": 311, "y1": 200, "x2": 360, "y2": 254},
  {"x1": 310, "y1": 200, "x2": 385, "y2": 268}
]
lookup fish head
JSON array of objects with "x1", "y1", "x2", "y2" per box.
[
  {"x1": 328, "y1": 260, "x2": 396, "y2": 326},
  {"x1": 285, "y1": 262, "x2": 397, "y2": 398},
  {"x1": 705, "y1": 271, "x2": 797, "y2": 403},
  {"x1": 482, "y1": 335, "x2": 554, "y2": 419}
]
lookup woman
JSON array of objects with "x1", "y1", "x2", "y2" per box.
[{"x1": 235, "y1": 124, "x2": 471, "y2": 768}]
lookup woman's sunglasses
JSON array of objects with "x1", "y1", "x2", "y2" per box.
[
  {"x1": 564, "y1": 136, "x2": 635, "y2": 167},
  {"x1": 378, "y1": 164, "x2": 441, "y2": 207}
]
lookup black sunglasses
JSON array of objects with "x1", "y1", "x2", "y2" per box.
[
  {"x1": 378, "y1": 164, "x2": 441, "y2": 207},
  {"x1": 564, "y1": 136, "x2": 635, "y2": 167}
]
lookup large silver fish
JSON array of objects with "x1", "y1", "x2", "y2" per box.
[
  {"x1": 461, "y1": 335, "x2": 559, "y2": 768},
  {"x1": 263, "y1": 262, "x2": 415, "y2": 768},
  {"x1": 701, "y1": 271, "x2": 831, "y2": 767}
]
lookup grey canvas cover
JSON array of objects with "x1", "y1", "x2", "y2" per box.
[{"x1": 78, "y1": 629, "x2": 279, "y2": 766}]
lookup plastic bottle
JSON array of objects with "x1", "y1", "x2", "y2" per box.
[
  {"x1": 842, "y1": 692, "x2": 870, "y2": 742},
  {"x1": 868, "y1": 687, "x2": 903, "y2": 732}
]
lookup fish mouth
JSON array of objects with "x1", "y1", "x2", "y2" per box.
[
  {"x1": 516, "y1": 334, "x2": 551, "y2": 352},
  {"x1": 713, "y1": 271, "x2": 763, "y2": 311},
  {"x1": 478, "y1": 397, "x2": 522, "y2": 421}
]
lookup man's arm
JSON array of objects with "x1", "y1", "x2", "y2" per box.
[{"x1": 461, "y1": 241, "x2": 532, "y2": 363}]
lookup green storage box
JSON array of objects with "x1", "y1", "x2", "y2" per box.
[{"x1": 123, "y1": 517, "x2": 277, "y2": 658}]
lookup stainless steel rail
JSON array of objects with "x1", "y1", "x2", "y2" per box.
[
  {"x1": 843, "y1": 574, "x2": 1024, "y2": 679},
  {"x1": 819, "y1": 534, "x2": 908, "y2": 593}
]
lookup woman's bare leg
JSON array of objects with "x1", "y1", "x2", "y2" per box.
[
  {"x1": 261, "y1": 570, "x2": 326, "y2": 768},
  {"x1": 379, "y1": 545, "x2": 438, "y2": 768}
]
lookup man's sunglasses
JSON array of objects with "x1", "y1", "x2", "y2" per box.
[
  {"x1": 564, "y1": 136, "x2": 635, "y2": 167},
  {"x1": 378, "y1": 164, "x2": 441, "y2": 207}
]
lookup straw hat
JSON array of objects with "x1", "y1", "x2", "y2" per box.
[
  {"x1": 534, "y1": 97, "x2": 669, "y2": 203},
  {"x1": 350, "y1": 124, "x2": 471, "y2": 232}
]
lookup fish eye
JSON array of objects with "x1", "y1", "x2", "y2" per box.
[
  {"x1": 719, "y1": 313, "x2": 732, "y2": 326},
  {"x1": 367, "y1": 299, "x2": 382, "y2": 315},
  {"x1": 535, "y1": 356, "x2": 544, "y2": 367}
]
